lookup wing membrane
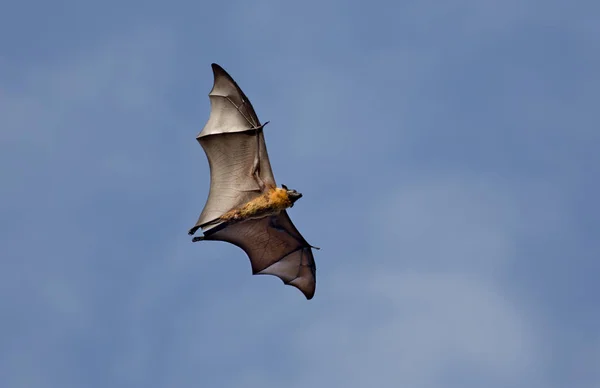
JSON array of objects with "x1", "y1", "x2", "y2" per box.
[
  {"x1": 204, "y1": 211, "x2": 316, "y2": 299},
  {"x1": 192, "y1": 64, "x2": 276, "y2": 229}
]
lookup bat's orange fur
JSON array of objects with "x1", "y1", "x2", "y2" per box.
[{"x1": 221, "y1": 187, "x2": 292, "y2": 222}]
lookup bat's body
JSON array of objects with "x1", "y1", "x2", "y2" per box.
[
  {"x1": 217, "y1": 186, "x2": 298, "y2": 223},
  {"x1": 188, "y1": 64, "x2": 318, "y2": 300},
  {"x1": 192, "y1": 186, "x2": 300, "y2": 234}
]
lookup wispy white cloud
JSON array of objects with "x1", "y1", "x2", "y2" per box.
[
  {"x1": 257, "y1": 174, "x2": 548, "y2": 387},
  {"x1": 292, "y1": 273, "x2": 537, "y2": 387}
]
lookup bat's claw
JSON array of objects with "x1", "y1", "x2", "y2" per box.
[{"x1": 192, "y1": 236, "x2": 205, "y2": 243}]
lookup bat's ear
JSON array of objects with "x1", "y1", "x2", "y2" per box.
[{"x1": 282, "y1": 184, "x2": 288, "y2": 190}]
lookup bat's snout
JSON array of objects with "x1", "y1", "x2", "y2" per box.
[{"x1": 287, "y1": 190, "x2": 303, "y2": 204}]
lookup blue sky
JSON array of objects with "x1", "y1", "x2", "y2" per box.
[{"x1": 1, "y1": 0, "x2": 599, "y2": 387}]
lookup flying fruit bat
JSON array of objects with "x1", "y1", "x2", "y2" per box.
[{"x1": 188, "y1": 64, "x2": 318, "y2": 300}]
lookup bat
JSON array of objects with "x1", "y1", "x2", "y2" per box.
[{"x1": 188, "y1": 63, "x2": 318, "y2": 300}]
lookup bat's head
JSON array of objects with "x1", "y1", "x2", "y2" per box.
[{"x1": 282, "y1": 184, "x2": 303, "y2": 207}]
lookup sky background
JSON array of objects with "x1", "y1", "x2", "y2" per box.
[{"x1": 1, "y1": 0, "x2": 599, "y2": 387}]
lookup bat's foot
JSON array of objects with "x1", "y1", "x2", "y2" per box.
[
  {"x1": 188, "y1": 226, "x2": 200, "y2": 236},
  {"x1": 192, "y1": 236, "x2": 205, "y2": 242}
]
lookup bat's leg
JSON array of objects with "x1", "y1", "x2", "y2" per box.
[
  {"x1": 252, "y1": 159, "x2": 265, "y2": 191},
  {"x1": 251, "y1": 121, "x2": 270, "y2": 191},
  {"x1": 189, "y1": 216, "x2": 225, "y2": 236}
]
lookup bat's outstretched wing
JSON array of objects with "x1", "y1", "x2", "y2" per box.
[
  {"x1": 189, "y1": 64, "x2": 276, "y2": 234},
  {"x1": 203, "y1": 211, "x2": 317, "y2": 299},
  {"x1": 189, "y1": 63, "x2": 318, "y2": 299}
]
